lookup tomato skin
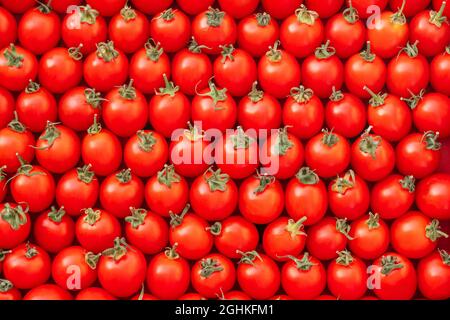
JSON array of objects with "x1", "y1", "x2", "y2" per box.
[
  {"x1": 0, "y1": 7, "x2": 17, "y2": 49},
  {"x1": 239, "y1": 176, "x2": 284, "y2": 224},
  {"x1": 430, "y1": 50, "x2": 450, "y2": 96},
  {"x1": 218, "y1": 0, "x2": 259, "y2": 19},
  {"x1": 0, "y1": 124, "x2": 35, "y2": 174},
  {"x1": 390, "y1": 0, "x2": 431, "y2": 17},
  {"x1": 150, "y1": 9, "x2": 191, "y2": 53},
  {"x1": 51, "y1": 0, "x2": 82, "y2": 13},
  {"x1": 76, "y1": 287, "x2": 117, "y2": 300},
  {"x1": 24, "y1": 284, "x2": 73, "y2": 300},
  {"x1": 86, "y1": 0, "x2": 126, "y2": 16},
  {"x1": 0, "y1": 88, "x2": 14, "y2": 128},
  {"x1": 416, "y1": 173, "x2": 450, "y2": 220},
  {"x1": 131, "y1": 0, "x2": 173, "y2": 15},
  {"x1": 0, "y1": 284, "x2": 21, "y2": 300},
  {"x1": 349, "y1": 213, "x2": 390, "y2": 260},
  {"x1": 52, "y1": 246, "x2": 98, "y2": 291},
  {"x1": 238, "y1": 13, "x2": 279, "y2": 57},
  {"x1": 0, "y1": 45, "x2": 38, "y2": 92},
  {"x1": 191, "y1": 9, "x2": 237, "y2": 55},
  {"x1": 178, "y1": 293, "x2": 206, "y2": 300},
  {"x1": 412, "y1": 93, "x2": 450, "y2": 139},
  {"x1": 350, "y1": 0, "x2": 388, "y2": 18},
  {"x1": 0, "y1": 203, "x2": 31, "y2": 249},
  {"x1": 418, "y1": 250, "x2": 450, "y2": 300},
  {"x1": 3, "y1": 243, "x2": 51, "y2": 289},
  {"x1": 306, "y1": 217, "x2": 349, "y2": 260},
  {"x1": 326, "y1": 92, "x2": 366, "y2": 138},
  {"x1": 237, "y1": 253, "x2": 280, "y2": 299},
  {"x1": 396, "y1": 132, "x2": 441, "y2": 179},
  {"x1": 34, "y1": 208, "x2": 75, "y2": 254},
  {"x1": 0, "y1": 0, "x2": 34, "y2": 13},
  {"x1": 371, "y1": 174, "x2": 415, "y2": 220},
  {"x1": 75, "y1": 209, "x2": 122, "y2": 253},
  {"x1": 262, "y1": 0, "x2": 301, "y2": 19},
  {"x1": 214, "y1": 216, "x2": 259, "y2": 259},
  {"x1": 191, "y1": 253, "x2": 236, "y2": 298},
  {"x1": 373, "y1": 253, "x2": 417, "y2": 300},
  {"x1": 306, "y1": 0, "x2": 344, "y2": 18}
]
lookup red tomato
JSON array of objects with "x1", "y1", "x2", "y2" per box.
[
  {"x1": 349, "y1": 213, "x2": 390, "y2": 260},
  {"x1": 145, "y1": 165, "x2": 189, "y2": 217},
  {"x1": 238, "y1": 13, "x2": 280, "y2": 57},
  {"x1": 418, "y1": 249, "x2": 450, "y2": 300},
  {"x1": 390, "y1": 0, "x2": 431, "y2": 17},
  {"x1": 372, "y1": 253, "x2": 417, "y2": 300},
  {"x1": 0, "y1": 203, "x2": 31, "y2": 249},
  {"x1": 61, "y1": 5, "x2": 107, "y2": 55},
  {"x1": 327, "y1": 250, "x2": 367, "y2": 300},
  {"x1": 350, "y1": 0, "x2": 388, "y2": 18},
  {"x1": 0, "y1": 44, "x2": 38, "y2": 92},
  {"x1": 220, "y1": 291, "x2": 251, "y2": 300},
  {"x1": 86, "y1": 0, "x2": 125, "y2": 16},
  {"x1": 146, "y1": 245, "x2": 190, "y2": 300},
  {"x1": 305, "y1": 129, "x2": 351, "y2": 178},
  {"x1": 75, "y1": 208, "x2": 122, "y2": 253},
  {"x1": 24, "y1": 284, "x2": 72, "y2": 300},
  {"x1": 191, "y1": 253, "x2": 236, "y2": 298},
  {"x1": 0, "y1": 166, "x2": 6, "y2": 202},
  {"x1": 261, "y1": 0, "x2": 301, "y2": 19},
  {"x1": 416, "y1": 173, "x2": 450, "y2": 220},
  {"x1": 0, "y1": 88, "x2": 14, "y2": 128},
  {"x1": 237, "y1": 251, "x2": 280, "y2": 299},
  {"x1": 213, "y1": 216, "x2": 259, "y2": 259},
  {"x1": 433, "y1": 0, "x2": 450, "y2": 16},
  {"x1": 306, "y1": 0, "x2": 343, "y2": 18},
  {"x1": 52, "y1": 246, "x2": 99, "y2": 291},
  {"x1": 371, "y1": 174, "x2": 415, "y2": 219},
  {"x1": 178, "y1": 293, "x2": 206, "y2": 300},
  {"x1": 191, "y1": 8, "x2": 237, "y2": 55},
  {"x1": 34, "y1": 207, "x2": 75, "y2": 254},
  {"x1": 0, "y1": 7, "x2": 17, "y2": 49},
  {"x1": 258, "y1": 41, "x2": 301, "y2": 99},
  {"x1": 131, "y1": 0, "x2": 173, "y2": 15},
  {"x1": 84, "y1": 41, "x2": 129, "y2": 93},
  {"x1": 285, "y1": 167, "x2": 328, "y2": 225},
  {"x1": 109, "y1": 5, "x2": 149, "y2": 53},
  {"x1": 3, "y1": 243, "x2": 51, "y2": 289},
  {"x1": 283, "y1": 86, "x2": 324, "y2": 139},
  {"x1": 150, "y1": 8, "x2": 190, "y2": 53},
  {"x1": 125, "y1": 208, "x2": 169, "y2": 254},
  {"x1": 76, "y1": 287, "x2": 116, "y2": 300},
  {"x1": 396, "y1": 132, "x2": 441, "y2": 179},
  {"x1": 51, "y1": 0, "x2": 82, "y2": 13},
  {"x1": 263, "y1": 216, "x2": 307, "y2": 261},
  {"x1": 0, "y1": 280, "x2": 21, "y2": 300},
  {"x1": 281, "y1": 253, "x2": 326, "y2": 299},
  {"x1": 130, "y1": 40, "x2": 171, "y2": 94},
  {"x1": 0, "y1": 0, "x2": 34, "y2": 13},
  {"x1": 430, "y1": 47, "x2": 450, "y2": 96},
  {"x1": 306, "y1": 217, "x2": 351, "y2": 260},
  {"x1": 218, "y1": 0, "x2": 259, "y2": 19}
]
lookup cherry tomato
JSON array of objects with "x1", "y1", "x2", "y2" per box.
[
  {"x1": 261, "y1": 0, "x2": 301, "y2": 19},
  {"x1": 238, "y1": 13, "x2": 279, "y2": 57},
  {"x1": 150, "y1": 8, "x2": 190, "y2": 53},
  {"x1": 0, "y1": 44, "x2": 38, "y2": 92},
  {"x1": 24, "y1": 284, "x2": 72, "y2": 300},
  {"x1": 430, "y1": 46, "x2": 450, "y2": 96},
  {"x1": 306, "y1": 0, "x2": 344, "y2": 18},
  {"x1": 51, "y1": 0, "x2": 82, "y2": 13},
  {"x1": 218, "y1": 0, "x2": 259, "y2": 19},
  {"x1": 416, "y1": 173, "x2": 450, "y2": 220},
  {"x1": 0, "y1": 7, "x2": 17, "y2": 49},
  {"x1": 0, "y1": 88, "x2": 14, "y2": 128},
  {"x1": 86, "y1": 0, "x2": 126, "y2": 16},
  {"x1": 76, "y1": 287, "x2": 117, "y2": 300},
  {"x1": 0, "y1": 279, "x2": 21, "y2": 300},
  {"x1": 350, "y1": 0, "x2": 388, "y2": 19},
  {"x1": 0, "y1": 203, "x2": 31, "y2": 249},
  {"x1": 417, "y1": 249, "x2": 450, "y2": 300},
  {"x1": 390, "y1": 0, "x2": 431, "y2": 17},
  {"x1": 131, "y1": 0, "x2": 173, "y2": 15}
]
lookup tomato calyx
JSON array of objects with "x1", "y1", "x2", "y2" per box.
[
  {"x1": 364, "y1": 87, "x2": 387, "y2": 107},
  {"x1": 197, "y1": 79, "x2": 227, "y2": 109},
  {"x1": 360, "y1": 41, "x2": 376, "y2": 62},
  {"x1": 295, "y1": 167, "x2": 319, "y2": 185},
  {"x1": 157, "y1": 164, "x2": 181, "y2": 188},
  {"x1": 286, "y1": 217, "x2": 307, "y2": 238},
  {"x1": 429, "y1": 1, "x2": 448, "y2": 28},
  {"x1": 25, "y1": 242, "x2": 38, "y2": 259},
  {"x1": 0, "y1": 279, "x2": 13, "y2": 293},
  {"x1": 231, "y1": 126, "x2": 254, "y2": 150},
  {"x1": 438, "y1": 249, "x2": 450, "y2": 266},
  {"x1": 343, "y1": 0, "x2": 359, "y2": 24},
  {"x1": 87, "y1": 115, "x2": 102, "y2": 135},
  {"x1": 274, "y1": 127, "x2": 294, "y2": 156},
  {"x1": 125, "y1": 207, "x2": 147, "y2": 229},
  {"x1": 188, "y1": 37, "x2": 210, "y2": 53},
  {"x1": 401, "y1": 89, "x2": 425, "y2": 109},
  {"x1": 184, "y1": 122, "x2": 204, "y2": 141},
  {"x1": 156, "y1": 74, "x2": 179, "y2": 97},
  {"x1": 48, "y1": 206, "x2": 66, "y2": 223},
  {"x1": 204, "y1": 167, "x2": 229, "y2": 192},
  {"x1": 425, "y1": 219, "x2": 449, "y2": 242},
  {"x1": 332, "y1": 170, "x2": 356, "y2": 194},
  {"x1": 84, "y1": 88, "x2": 104, "y2": 109},
  {"x1": 254, "y1": 172, "x2": 275, "y2": 194},
  {"x1": 115, "y1": 168, "x2": 132, "y2": 184},
  {"x1": 137, "y1": 284, "x2": 145, "y2": 300},
  {"x1": 68, "y1": 45, "x2": 84, "y2": 61},
  {"x1": 399, "y1": 175, "x2": 415, "y2": 193},
  {"x1": 37, "y1": 0, "x2": 53, "y2": 14},
  {"x1": 208, "y1": 222, "x2": 222, "y2": 236},
  {"x1": 35, "y1": 121, "x2": 61, "y2": 150},
  {"x1": 400, "y1": 41, "x2": 419, "y2": 58},
  {"x1": 359, "y1": 127, "x2": 382, "y2": 159},
  {"x1": 120, "y1": 3, "x2": 137, "y2": 22},
  {"x1": 390, "y1": 0, "x2": 407, "y2": 25},
  {"x1": 290, "y1": 86, "x2": 314, "y2": 103},
  {"x1": 14, "y1": 154, "x2": 44, "y2": 178},
  {"x1": 144, "y1": 39, "x2": 164, "y2": 62},
  {"x1": 118, "y1": 79, "x2": 137, "y2": 100},
  {"x1": 365, "y1": 212, "x2": 381, "y2": 230},
  {"x1": 237, "y1": 250, "x2": 262, "y2": 265},
  {"x1": 206, "y1": 7, "x2": 225, "y2": 27},
  {"x1": 83, "y1": 208, "x2": 101, "y2": 226},
  {"x1": 200, "y1": 258, "x2": 224, "y2": 278},
  {"x1": 79, "y1": 5, "x2": 99, "y2": 25},
  {"x1": 256, "y1": 12, "x2": 271, "y2": 26},
  {"x1": 25, "y1": 80, "x2": 41, "y2": 94},
  {"x1": 336, "y1": 250, "x2": 354, "y2": 266},
  {"x1": 281, "y1": 253, "x2": 316, "y2": 271},
  {"x1": 77, "y1": 164, "x2": 96, "y2": 184},
  {"x1": 165, "y1": 243, "x2": 180, "y2": 260},
  {"x1": 3, "y1": 44, "x2": 24, "y2": 68},
  {"x1": 0, "y1": 250, "x2": 11, "y2": 262},
  {"x1": 266, "y1": 41, "x2": 282, "y2": 62},
  {"x1": 336, "y1": 218, "x2": 354, "y2": 240},
  {"x1": 7, "y1": 111, "x2": 26, "y2": 133},
  {"x1": 136, "y1": 130, "x2": 156, "y2": 152},
  {"x1": 96, "y1": 41, "x2": 119, "y2": 62},
  {"x1": 0, "y1": 165, "x2": 6, "y2": 181},
  {"x1": 446, "y1": 46, "x2": 450, "y2": 54},
  {"x1": 169, "y1": 204, "x2": 190, "y2": 228},
  {"x1": 159, "y1": 8, "x2": 175, "y2": 21},
  {"x1": 421, "y1": 131, "x2": 442, "y2": 151},
  {"x1": 102, "y1": 237, "x2": 131, "y2": 261},
  {"x1": 329, "y1": 87, "x2": 344, "y2": 102},
  {"x1": 85, "y1": 252, "x2": 101, "y2": 270},
  {"x1": 295, "y1": 4, "x2": 319, "y2": 25},
  {"x1": 220, "y1": 44, "x2": 236, "y2": 63},
  {"x1": 248, "y1": 81, "x2": 264, "y2": 103},
  {"x1": 380, "y1": 255, "x2": 403, "y2": 275},
  {"x1": 315, "y1": 41, "x2": 336, "y2": 60},
  {"x1": 0, "y1": 203, "x2": 28, "y2": 230},
  {"x1": 321, "y1": 129, "x2": 339, "y2": 148}
]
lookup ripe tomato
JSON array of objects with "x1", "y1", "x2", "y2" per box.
[
  {"x1": 305, "y1": 129, "x2": 351, "y2": 178},
  {"x1": 306, "y1": 217, "x2": 351, "y2": 260},
  {"x1": 192, "y1": 8, "x2": 237, "y2": 55},
  {"x1": 220, "y1": 291, "x2": 251, "y2": 300},
  {"x1": 0, "y1": 7, "x2": 17, "y2": 49},
  {"x1": 84, "y1": 41, "x2": 129, "y2": 93},
  {"x1": 418, "y1": 249, "x2": 450, "y2": 300},
  {"x1": 130, "y1": 40, "x2": 171, "y2": 94},
  {"x1": 258, "y1": 41, "x2": 301, "y2": 99},
  {"x1": 145, "y1": 165, "x2": 189, "y2": 217},
  {"x1": 3, "y1": 243, "x2": 51, "y2": 289},
  {"x1": 213, "y1": 216, "x2": 259, "y2": 259},
  {"x1": 169, "y1": 206, "x2": 214, "y2": 260},
  {"x1": 150, "y1": 8, "x2": 190, "y2": 53},
  {"x1": 76, "y1": 287, "x2": 116, "y2": 300},
  {"x1": 61, "y1": 5, "x2": 107, "y2": 55},
  {"x1": 283, "y1": 86, "x2": 324, "y2": 139},
  {"x1": 416, "y1": 173, "x2": 450, "y2": 220},
  {"x1": 371, "y1": 174, "x2": 415, "y2": 219},
  {"x1": 18, "y1": 4, "x2": 61, "y2": 55},
  {"x1": 34, "y1": 207, "x2": 75, "y2": 254},
  {"x1": 366, "y1": 89, "x2": 412, "y2": 142},
  {"x1": 372, "y1": 253, "x2": 417, "y2": 300},
  {"x1": 327, "y1": 250, "x2": 367, "y2": 300},
  {"x1": 396, "y1": 132, "x2": 441, "y2": 179},
  {"x1": 430, "y1": 47, "x2": 450, "y2": 95},
  {"x1": 191, "y1": 253, "x2": 236, "y2": 298},
  {"x1": 24, "y1": 284, "x2": 72, "y2": 300},
  {"x1": 85, "y1": 0, "x2": 125, "y2": 16},
  {"x1": 218, "y1": 0, "x2": 259, "y2": 19},
  {"x1": 390, "y1": 0, "x2": 431, "y2": 17},
  {"x1": 0, "y1": 280, "x2": 21, "y2": 300},
  {"x1": 349, "y1": 213, "x2": 390, "y2": 260},
  {"x1": 109, "y1": 5, "x2": 149, "y2": 53},
  {"x1": 0, "y1": 44, "x2": 38, "y2": 92},
  {"x1": 52, "y1": 246, "x2": 99, "y2": 291},
  {"x1": 261, "y1": 0, "x2": 301, "y2": 19},
  {"x1": 328, "y1": 170, "x2": 370, "y2": 220},
  {"x1": 280, "y1": 253, "x2": 326, "y2": 299},
  {"x1": 75, "y1": 208, "x2": 122, "y2": 253},
  {"x1": 35, "y1": 123, "x2": 81, "y2": 174},
  {"x1": 0, "y1": 203, "x2": 31, "y2": 249},
  {"x1": 239, "y1": 174, "x2": 284, "y2": 224},
  {"x1": 350, "y1": 0, "x2": 388, "y2": 18},
  {"x1": 285, "y1": 167, "x2": 328, "y2": 225},
  {"x1": 51, "y1": 0, "x2": 82, "y2": 13},
  {"x1": 306, "y1": 0, "x2": 344, "y2": 18},
  {"x1": 178, "y1": 293, "x2": 206, "y2": 300},
  {"x1": 237, "y1": 13, "x2": 279, "y2": 57},
  {"x1": 0, "y1": 166, "x2": 6, "y2": 202},
  {"x1": 98, "y1": 238, "x2": 146, "y2": 298},
  {"x1": 81, "y1": 117, "x2": 122, "y2": 176},
  {"x1": 131, "y1": 0, "x2": 173, "y2": 15},
  {"x1": 125, "y1": 208, "x2": 168, "y2": 254},
  {"x1": 263, "y1": 216, "x2": 307, "y2": 261},
  {"x1": 146, "y1": 245, "x2": 190, "y2": 300},
  {"x1": 0, "y1": 0, "x2": 34, "y2": 13},
  {"x1": 149, "y1": 75, "x2": 190, "y2": 138},
  {"x1": 0, "y1": 88, "x2": 14, "y2": 128},
  {"x1": 344, "y1": 42, "x2": 387, "y2": 99},
  {"x1": 237, "y1": 251, "x2": 280, "y2": 299}
]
